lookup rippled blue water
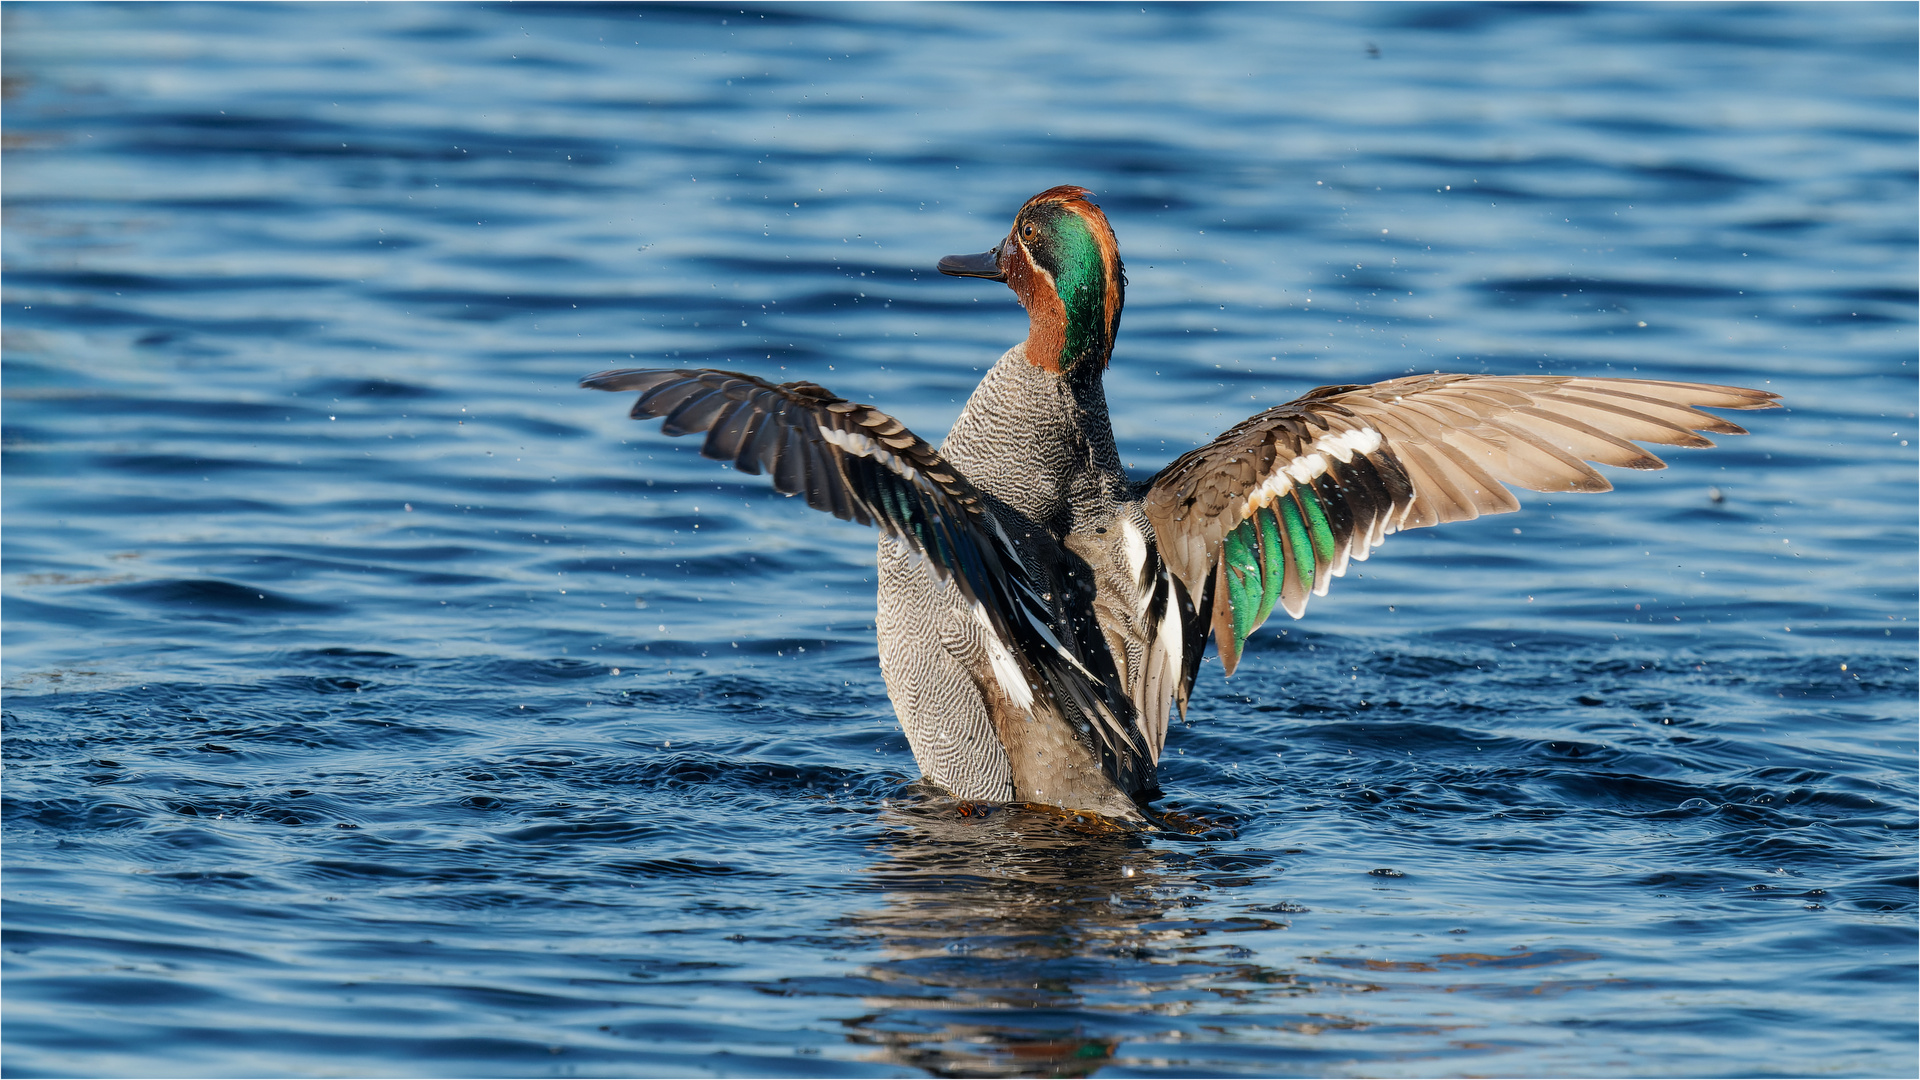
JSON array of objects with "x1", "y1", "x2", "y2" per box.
[{"x1": 4, "y1": 3, "x2": 1916, "y2": 1076}]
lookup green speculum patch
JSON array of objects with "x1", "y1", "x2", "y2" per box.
[
  {"x1": 1224, "y1": 504, "x2": 1292, "y2": 650},
  {"x1": 1221, "y1": 486, "x2": 1343, "y2": 655}
]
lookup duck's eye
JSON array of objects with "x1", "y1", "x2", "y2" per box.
[{"x1": 1021, "y1": 223, "x2": 1037, "y2": 239}]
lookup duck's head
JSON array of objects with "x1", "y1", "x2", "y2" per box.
[{"x1": 939, "y1": 185, "x2": 1125, "y2": 375}]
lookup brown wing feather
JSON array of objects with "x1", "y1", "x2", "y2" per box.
[{"x1": 1144, "y1": 373, "x2": 1778, "y2": 681}]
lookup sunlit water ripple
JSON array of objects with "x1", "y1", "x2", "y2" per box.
[{"x1": 3, "y1": 3, "x2": 1915, "y2": 1077}]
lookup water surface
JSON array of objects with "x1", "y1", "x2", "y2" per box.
[{"x1": 4, "y1": 3, "x2": 1916, "y2": 1076}]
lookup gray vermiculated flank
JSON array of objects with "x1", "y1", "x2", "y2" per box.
[{"x1": 876, "y1": 343, "x2": 1156, "y2": 811}]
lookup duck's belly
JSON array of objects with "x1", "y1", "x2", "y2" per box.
[
  {"x1": 873, "y1": 539, "x2": 1012, "y2": 800},
  {"x1": 873, "y1": 538, "x2": 1142, "y2": 819}
]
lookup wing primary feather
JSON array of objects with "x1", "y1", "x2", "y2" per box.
[
  {"x1": 1276, "y1": 494, "x2": 1314, "y2": 619},
  {"x1": 741, "y1": 403, "x2": 785, "y2": 476},
  {"x1": 1500, "y1": 407, "x2": 1666, "y2": 470},
  {"x1": 1560, "y1": 383, "x2": 1754, "y2": 435},
  {"x1": 1253, "y1": 506, "x2": 1285, "y2": 628},
  {"x1": 632, "y1": 377, "x2": 711, "y2": 420},
  {"x1": 771, "y1": 424, "x2": 808, "y2": 497},
  {"x1": 1295, "y1": 483, "x2": 1338, "y2": 590},
  {"x1": 1309, "y1": 473, "x2": 1353, "y2": 590},
  {"x1": 700, "y1": 398, "x2": 756, "y2": 462},
  {"x1": 1367, "y1": 448, "x2": 1418, "y2": 529},
  {"x1": 1566, "y1": 377, "x2": 1778, "y2": 412},
  {"x1": 728, "y1": 408, "x2": 772, "y2": 475},
  {"x1": 581, "y1": 368, "x2": 686, "y2": 395},
  {"x1": 1167, "y1": 574, "x2": 1208, "y2": 717},
  {"x1": 659, "y1": 385, "x2": 734, "y2": 437},
  {"x1": 1335, "y1": 452, "x2": 1394, "y2": 549},
  {"x1": 1540, "y1": 391, "x2": 1718, "y2": 446},
  {"x1": 1210, "y1": 558, "x2": 1241, "y2": 676},
  {"x1": 1221, "y1": 518, "x2": 1262, "y2": 650},
  {"x1": 1380, "y1": 441, "x2": 1458, "y2": 528},
  {"x1": 819, "y1": 440, "x2": 859, "y2": 521},
  {"x1": 1424, "y1": 434, "x2": 1538, "y2": 505},
  {"x1": 840, "y1": 452, "x2": 885, "y2": 528},
  {"x1": 800, "y1": 437, "x2": 838, "y2": 515},
  {"x1": 861, "y1": 466, "x2": 897, "y2": 531},
  {"x1": 839, "y1": 463, "x2": 876, "y2": 527}
]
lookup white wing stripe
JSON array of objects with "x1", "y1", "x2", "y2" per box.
[
  {"x1": 1283, "y1": 452, "x2": 1326, "y2": 484},
  {"x1": 1316, "y1": 425, "x2": 1382, "y2": 461},
  {"x1": 816, "y1": 424, "x2": 922, "y2": 482},
  {"x1": 1247, "y1": 427, "x2": 1381, "y2": 508}
]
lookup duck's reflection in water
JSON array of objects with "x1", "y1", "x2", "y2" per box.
[{"x1": 795, "y1": 798, "x2": 1313, "y2": 1078}]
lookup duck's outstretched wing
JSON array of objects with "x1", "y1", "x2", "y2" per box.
[
  {"x1": 1143, "y1": 374, "x2": 1780, "y2": 677},
  {"x1": 583, "y1": 367, "x2": 1147, "y2": 772}
]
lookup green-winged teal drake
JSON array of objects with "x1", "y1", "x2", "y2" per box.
[{"x1": 584, "y1": 185, "x2": 1778, "y2": 822}]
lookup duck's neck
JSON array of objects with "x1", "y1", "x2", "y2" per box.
[
  {"x1": 942, "y1": 344, "x2": 1127, "y2": 533},
  {"x1": 1017, "y1": 278, "x2": 1116, "y2": 377}
]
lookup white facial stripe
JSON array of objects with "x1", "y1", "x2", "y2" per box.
[
  {"x1": 1018, "y1": 239, "x2": 1057, "y2": 296},
  {"x1": 817, "y1": 424, "x2": 921, "y2": 483}
]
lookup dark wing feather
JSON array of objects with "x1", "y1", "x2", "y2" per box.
[
  {"x1": 1145, "y1": 374, "x2": 1778, "y2": 678},
  {"x1": 583, "y1": 367, "x2": 1148, "y2": 778}
]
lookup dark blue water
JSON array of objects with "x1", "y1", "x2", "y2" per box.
[{"x1": 4, "y1": 3, "x2": 1915, "y2": 1076}]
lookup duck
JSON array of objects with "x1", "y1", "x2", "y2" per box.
[{"x1": 583, "y1": 184, "x2": 1778, "y2": 823}]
